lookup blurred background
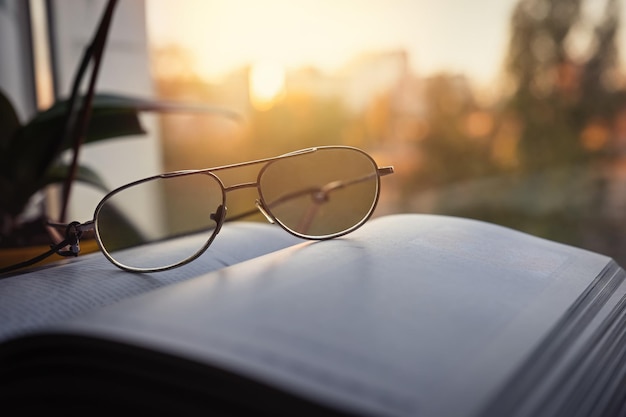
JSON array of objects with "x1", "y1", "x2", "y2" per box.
[
  {"x1": 5, "y1": 0, "x2": 626, "y2": 265},
  {"x1": 146, "y1": 0, "x2": 626, "y2": 265}
]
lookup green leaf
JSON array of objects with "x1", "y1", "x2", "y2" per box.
[
  {"x1": 82, "y1": 93, "x2": 241, "y2": 120},
  {"x1": 6, "y1": 93, "x2": 240, "y2": 184},
  {"x1": 43, "y1": 163, "x2": 109, "y2": 193},
  {"x1": 2, "y1": 163, "x2": 110, "y2": 219},
  {"x1": 83, "y1": 109, "x2": 147, "y2": 143},
  {"x1": 0, "y1": 92, "x2": 239, "y2": 222},
  {"x1": 5, "y1": 95, "x2": 149, "y2": 189},
  {"x1": 0, "y1": 89, "x2": 21, "y2": 154}
]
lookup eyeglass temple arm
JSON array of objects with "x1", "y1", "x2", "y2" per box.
[
  {"x1": 225, "y1": 166, "x2": 395, "y2": 223},
  {"x1": 378, "y1": 166, "x2": 394, "y2": 176}
]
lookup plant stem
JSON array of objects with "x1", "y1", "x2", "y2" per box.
[{"x1": 59, "y1": 0, "x2": 117, "y2": 221}]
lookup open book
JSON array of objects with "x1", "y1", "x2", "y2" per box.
[{"x1": 1, "y1": 214, "x2": 625, "y2": 416}]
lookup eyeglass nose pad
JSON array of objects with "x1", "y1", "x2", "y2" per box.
[
  {"x1": 255, "y1": 199, "x2": 275, "y2": 224},
  {"x1": 210, "y1": 204, "x2": 227, "y2": 233}
]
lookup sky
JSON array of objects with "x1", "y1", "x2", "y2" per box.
[{"x1": 145, "y1": 0, "x2": 518, "y2": 87}]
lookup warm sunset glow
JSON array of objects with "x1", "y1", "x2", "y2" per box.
[
  {"x1": 145, "y1": 0, "x2": 518, "y2": 87},
  {"x1": 249, "y1": 61, "x2": 286, "y2": 111}
]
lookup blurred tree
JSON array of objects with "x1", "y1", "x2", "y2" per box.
[
  {"x1": 505, "y1": 0, "x2": 621, "y2": 171},
  {"x1": 417, "y1": 74, "x2": 495, "y2": 187}
]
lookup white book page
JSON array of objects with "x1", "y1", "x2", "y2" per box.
[
  {"x1": 0, "y1": 222, "x2": 302, "y2": 342},
  {"x1": 30, "y1": 214, "x2": 613, "y2": 417}
]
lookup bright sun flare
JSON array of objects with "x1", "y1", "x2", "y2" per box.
[{"x1": 249, "y1": 61, "x2": 286, "y2": 110}]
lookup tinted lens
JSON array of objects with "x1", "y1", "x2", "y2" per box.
[
  {"x1": 258, "y1": 147, "x2": 380, "y2": 238},
  {"x1": 94, "y1": 172, "x2": 224, "y2": 271}
]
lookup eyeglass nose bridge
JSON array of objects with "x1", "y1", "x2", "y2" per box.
[{"x1": 219, "y1": 180, "x2": 276, "y2": 225}]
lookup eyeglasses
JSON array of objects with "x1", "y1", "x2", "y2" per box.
[{"x1": 1, "y1": 146, "x2": 393, "y2": 274}]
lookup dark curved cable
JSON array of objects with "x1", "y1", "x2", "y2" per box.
[{"x1": 0, "y1": 222, "x2": 82, "y2": 277}]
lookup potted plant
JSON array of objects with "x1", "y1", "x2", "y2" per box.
[
  {"x1": 0, "y1": 92, "x2": 169, "y2": 259},
  {"x1": 0, "y1": 0, "x2": 236, "y2": 271}
]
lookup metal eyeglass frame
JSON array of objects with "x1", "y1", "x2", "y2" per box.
[{"x1": 0, "y1": 146, "x2": 394, "y2": 275}]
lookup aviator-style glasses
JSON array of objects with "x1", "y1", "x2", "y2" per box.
[{"x1": 2, "y1": 146, "x2": 394, "y2": 273}]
